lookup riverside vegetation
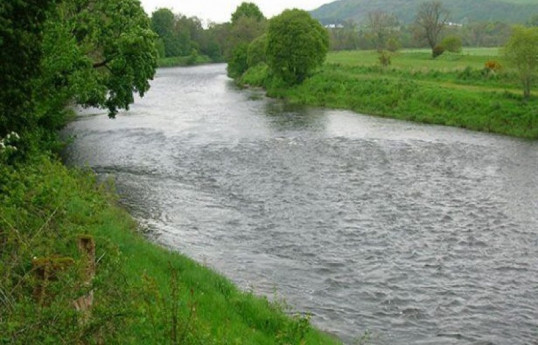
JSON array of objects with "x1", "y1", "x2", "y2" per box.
[
  {"x1": 239, "y1": 48, "x2": 538, "y2": 139},
  {"x1": 0, "y1": 0, "x2": 340, "y2": 344}
]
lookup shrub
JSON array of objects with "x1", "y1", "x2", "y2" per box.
[
  {"x1": 247, "y1": 34, "x2": 267, "y2": 68},
  {"x1": 441, "y1": 35, "x2": 462, "y2": 53},
  {"x1": 432, "y1": 45, "x2": 445, "y2": 58},
  {"x1": 378, "y1": 50, "x2": 392, "y2": 67},
  {"x1": 386, "y1": 37, "x2": 401, "y2": 52},
  {"x1": 227, "y1": 43, "x2": 249, "y2": 78}
]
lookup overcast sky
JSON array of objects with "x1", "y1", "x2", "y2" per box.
[{"x1": 140, "y1": 0, "x2": 330, "y2": 24}]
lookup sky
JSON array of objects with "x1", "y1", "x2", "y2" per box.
[{"x1": 140, "y1": 0, "x2": 330, "y2": 24}]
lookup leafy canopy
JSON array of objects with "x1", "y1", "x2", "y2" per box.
[
  {"x1": 231, "y1": 2, "x2": 265, "y2": 25},
  {"x1": 266, "y1": 9, "x2": 329, "y2": 85}
]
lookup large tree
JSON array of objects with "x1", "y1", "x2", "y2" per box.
[
  {"x1": 504, "y1": 26, "x2": 538, "y2": 99},
  {"x1": 266, "y1": 9, "x2": 329, "y2": 85},
  {"x1": 414, "y1": 1, "x2": 449, "y2": 57},
  {"x1": 0, "y1": 0, "x2": 56, "y2": 139},
  {"x1": 41, "y1": 0, "x2": 157, "y2": 120}
]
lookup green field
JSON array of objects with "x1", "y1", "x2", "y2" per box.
[
  {"x1": 328, "y1": 48, "x2": 501, "y2": 70},
  {"x1": 241, "y1": 48, "x2": 538, "y2": 139}
]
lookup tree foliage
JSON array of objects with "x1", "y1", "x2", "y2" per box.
[
  {"x1": 266, "y1": 9, "x2": 329, "y2": 85},
  {"x1": 414, "y1": 1, "x2": 449, "y2": 57},
  {"x1": 0, "y1": 0, "x2": 56, "y2": 140},
  {"x1": 504, "y1": 26, "x2": 538, "y2": 99},
  {"x1": 44, "y1": 0, "x2": 158, "y2": 118},
  {"x1": 0, "y1": 0, "x2": 157, "y2": 153},
  {"x1": 231, "y1": 2, "x2": 265, "y2": 25}
]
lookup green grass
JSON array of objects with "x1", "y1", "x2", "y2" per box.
[
  {"x1": 0, "y1": 154, "x2": 341, "y2": 345},
  {"x1": 241, "y1": 48, "x2": 538, "y2": 139},
  {"x1": 327, "y1": 48, "x2": 501, "y2": 70},
  {"x1": 158, "y1": 55, "x2": 213, "y2": 68}
]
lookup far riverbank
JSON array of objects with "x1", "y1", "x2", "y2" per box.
[{"x1": 240, "y1": 49, "x2": 538, "y2": 139}]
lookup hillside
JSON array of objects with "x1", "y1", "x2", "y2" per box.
[{"x1": 310, "y1": 0, "x2": 538, "y2": 24}]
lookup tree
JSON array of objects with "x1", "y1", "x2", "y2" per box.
[
  {"x1": 226, "y1": 3, "x2": 266, "y2": 78},
  {"x1": 231, "y1": 2, "x2": 265, "y2": 25},
  {"x1": 266, "y1": 9, "x2": 329, "y2": 85},
  {"x1": 151, "y1": 8, "x2": 182, "y2": 57},
  {"x1": 367, "y1": 11, "x2": 399, "y2": 51},
  {"x1": 38, "y1": 0, "x2": 157, "y2": 120},
  {"x1": 0, "y1": 0, "x2": 55, "y2": 140},
  {"x1": 414, "y1": 1, "x2": 450, "y2": 58},
  {"x1": 504, "y1": 26, "x2": 538, "y2": 99}
]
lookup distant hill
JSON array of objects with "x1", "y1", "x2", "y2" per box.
[{"x1": 310, "y1": 0, "x2": 538, "y2": 25}]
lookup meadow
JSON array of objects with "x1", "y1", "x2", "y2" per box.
[{"x1": 242, "y1": 48, "x2": 538, "y2": 139}]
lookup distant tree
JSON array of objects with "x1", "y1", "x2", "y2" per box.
[
  {"x1": 231, "y1": 2, "x2": 265, "y2": 25},
  {"x1": 328, "y1": 20, "x2": 360, "y2": 51},
  {"x1": 367, "y1": 11, "x2": 399, "y2": 51},
  {"x1": 266, "y1": 9, "x2": 329, "y2": 85},
  {"x1": 226, "y1": 4, "x2": 266, "y2": 77},
  {"x1": 527, "y1": 14, "x2": 538, "y2": 27},
  {"x1": 504, "y1": 26, "x2": 538, "y2": 99},
  {"x1": 414, "y1": 1, "x2": 450, "y2": 58},
  {"x1": 151, "y1": 8, "x2": 182, "y2": 57}
]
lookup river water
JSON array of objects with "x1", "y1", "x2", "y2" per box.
[{"x1": 63, "y1": 64, "x2": 538, "y2": 344}]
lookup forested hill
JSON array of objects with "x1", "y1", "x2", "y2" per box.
[{"x1": 310, "y1": 0, "x2": 538, "y2": 24}]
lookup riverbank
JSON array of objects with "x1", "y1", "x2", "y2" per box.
[
  {"x1": 240, "y1": 49, "x2": 538, "y2": 139},
  {"x1": 158, "y1": 55, "x2": 219, "y2": 68},
  {"x1": 0, "y1": 154, "x2": 341, "y2": 344}
]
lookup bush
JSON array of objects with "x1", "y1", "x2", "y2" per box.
[
  {"x1": 378, "y1": 50, "x2": 392, "y2": 67},
  {"x1": 441, "y1": 35, "x2": 462, "y2": 53},
  {"x1": 227, "y1": 43, "x2": 249, "y2": 78},
  {"x1": 247, "y1": 34, "x2": 267, "y2": 68},
  {"x1": 386, "y1": 37, "x2": 401, "y2": 52},
  {"x1": 432, "y1": 45, "x2": 445, "y2": 58}
]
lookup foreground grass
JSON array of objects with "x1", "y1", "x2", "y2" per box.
[
  {"x1": 0, "y1": 155, "x2": 340, "y2": 345},
  {"x1": 241, "y1": 48, "x2": 538, "y2": 139}
]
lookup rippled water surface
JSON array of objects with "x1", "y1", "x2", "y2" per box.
[{"x1": 64, "y1": 65, "x2": 538, "y2": 344}]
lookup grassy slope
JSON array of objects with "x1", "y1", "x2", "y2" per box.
[
  {"x1": 241, "y1": 48, "x2": 538, "y2": 139},
  {"x1": 0, "y1": 155, "x2": 341, "y2": 345}
]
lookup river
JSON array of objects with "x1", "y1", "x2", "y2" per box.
[{"x1": 63, "y1": 64, "x2": 538, "y2": 344}]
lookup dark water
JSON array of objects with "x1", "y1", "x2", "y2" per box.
[{"x1": 63, "y1": 64, "x2": 538, "y2": 345}]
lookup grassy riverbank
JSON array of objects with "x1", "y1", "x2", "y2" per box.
[
  {"x1": 241, "y1": 48, "x2": 538, "y2": 139},
  {"x1": 0, "y1": 155, "x2": 340, "y2": 344},
  {"x1": 158, "y1": 55, "x2": 216, "y2": 68}
]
